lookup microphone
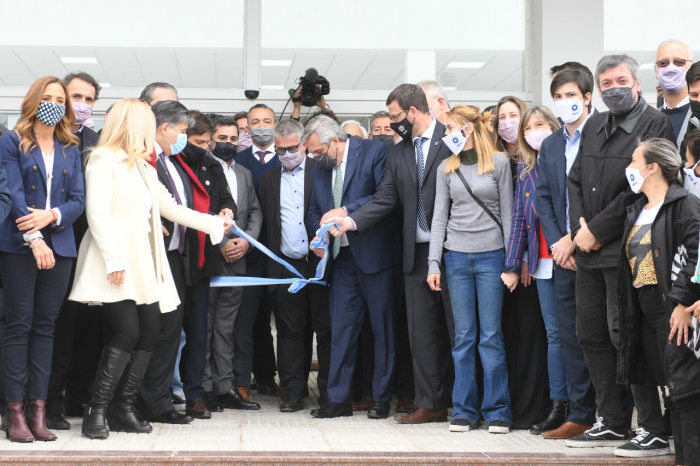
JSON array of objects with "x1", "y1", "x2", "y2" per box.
[{"x1": 304, "y1": 68, "x2": 319, "y2": 83}]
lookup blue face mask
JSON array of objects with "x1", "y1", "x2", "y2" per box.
[{"x1": 165, "y1": 128, "x2": 188, "y2": 155}]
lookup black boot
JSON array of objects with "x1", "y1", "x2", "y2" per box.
[
  {"x1": 82, "y1": 347, "x2": 131, "y2": 439},
  {"x1": 107, "y1": 350, "x2": 153, "y2": 434},
  {"x1": 530, "y1": 400, "x2": 569, "y2": 435}
]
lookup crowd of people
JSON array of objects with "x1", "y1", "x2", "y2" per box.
[{"x1": 0, "y1": 38, "x2": 699, "y2": 466}]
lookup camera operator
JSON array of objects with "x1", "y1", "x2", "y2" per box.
[{"x1": 291, "y1": 86, "x2": 332, "y2": 122}]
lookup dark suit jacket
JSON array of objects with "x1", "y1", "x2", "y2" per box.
[
  {"x1": 258, "y1": 158, "x2": 319, "y2": 289},
  {"x1": 72, "y1": 126, "x2": 100, "y2": 245},
  {"x1": 0, "y1": 160, "x2": 11, "y2": 228},
  {"x1": 535, "y1": 127, "x2": 568, "y2": 250},
  {"x1": 0, "y1": 131, "x2": 85, "y2": 256},
  {"x1": 349, "y1": 120, "x2": 452, "y2": 274},
  {"x1": 306, "y1": 137, "x2": 401, "y2": 275}
]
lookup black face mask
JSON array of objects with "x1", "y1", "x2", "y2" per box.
[
  {"x1": 314, "y1": 141, "x2": 338, "y2": 170},
  {"x1": 212, "y1": 142, "x2": 238, "y2": 162},
  {"x1": 372, "y1": 134, "x2": 395, "y2": 146},
  {"x1": 182, "y1": 142, "x2": 208, "y2": 165},
  {"x1": 390, "y1": 112, "x2": 414, "y2": 142},
  {"x1": 691, "y1": 100, "x2": 700, "y2": 120}
]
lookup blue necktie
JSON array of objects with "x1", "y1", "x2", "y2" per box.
[{"x1": 414, "y1": 137, "x2": 429, "y2": 232}]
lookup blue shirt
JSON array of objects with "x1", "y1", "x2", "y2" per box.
[
  {"x1": 564, "y1": 115, "x2": 591, "y2": 233},
  {"x1": 280, "y1": 163, "x2": 308, "y2": 259}
]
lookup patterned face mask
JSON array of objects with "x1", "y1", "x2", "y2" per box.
[{"x1": 35, "y1": 101, "x2": 66, "y2": 126}]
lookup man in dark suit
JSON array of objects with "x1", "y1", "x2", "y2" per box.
[
  {"x1": 233, "y1": 104, "x2": 281, "y2": 397},
  {"x1": 175, "y1": 111, "x2": 238, "y2": 420},
  {"x1": 305, "y1": 116, "x2": 401, "y2": 419},
  {"x1": 328, "y1": 84, "x2": 455, "y2": 424},
  {"x1": 137, "y1": 98, "x2": 196, "y2": 426},
  {"x1": 46, "y1": 71, "x2": 104, "y2": 429},
  {"x1": 257, "y1": 119, "x2": 331, "y2": 412},
  {"x1": 535, "y1": 68, "x2": 597, "y2": 439}
]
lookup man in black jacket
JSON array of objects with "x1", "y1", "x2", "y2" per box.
[
  {"x1": 175, "y1": 111, "x2": 244, "y2": 418},
  {"x1": 328, "y1": 84, "x2": 455, "y2": 425},
  {"x1": 46, "y1": 71, "x2": 103, "y2": 429},
  {"x1": 566, "y1": 55, "x2": 675, "y2": 454}
]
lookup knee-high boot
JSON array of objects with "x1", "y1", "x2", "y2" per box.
[{"x1": 107, "y1": 350, "x2": 153, "y2": 433}]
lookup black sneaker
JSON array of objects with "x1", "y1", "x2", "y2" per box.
[
  {"x1": 172, "y1": 392, "x2": 186, "y2": 410},
  {"x1": 488, "y1": 420, "x2": 510, "y2": 434},
  {"x1": 449, "y1": 418, "x2": 474, "y2": 432},
  {"x1": 614, "y1": 428, "x2": 671, "y2": 457},
  {"x1": 566, "y1": 417, "x2": 627, "y2": 447}
]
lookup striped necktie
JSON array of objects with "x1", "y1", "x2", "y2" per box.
[
  {"x1": 332, "y1": 162, "x2": 344, "y2": 259},
  {"x1": 414, "y1": 137, "x2": 429, "y2": 232}
]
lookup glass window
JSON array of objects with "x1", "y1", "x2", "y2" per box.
[
  {"x1": 0, "y1": 0, "x2": 244, "y2": 89},
  {"x1": 261, "y1": 0, "x2": 527, "y2": 92}
]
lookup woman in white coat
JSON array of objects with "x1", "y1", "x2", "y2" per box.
[{"x1": 69, "y1": 98, "x2": 230, "y2": 439}]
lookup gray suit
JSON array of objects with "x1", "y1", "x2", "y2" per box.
[{"x1": 204, "y1": 162, "x2": 262, "y2": 395}]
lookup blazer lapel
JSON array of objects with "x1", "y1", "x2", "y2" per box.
[
  {"x1": 554, "y1": 134, "x2": 567, "y2": 199},
  {"x1": 156, "y1": 155, "x2": 174, "y2": 193},
  {"x1": 423, "y1": 121, "x2": 446, "y2": 183},
  {"x1": 29, "y1": 145, "x2": 48, "y2": 189},
  {"x1": 402, "y1": 142, "x2": 418, "y2": 189},
  {"x1": 234, "y1": 163, "x2": 245, "y2": 207},
  {"x1": 304, "y1": 158, "x2": 314, "y2": 214},
  {"x1": 342, "y1": 138, "x2": 360, "y2": 197},
  {"x1": 50, "y1": 137, "x2": 66, "y2": 197},
  {"x1": 273, "y1": 166, "x2": 282, "y2": 233}
]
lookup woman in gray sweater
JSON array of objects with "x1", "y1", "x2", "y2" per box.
[{"x1": 427, "y1": 105, "x2": 515, "y2": 434}]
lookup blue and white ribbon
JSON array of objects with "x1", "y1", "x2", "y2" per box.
[{"x1": 210, "y1": 221, "x2": 335, "y2": 293}]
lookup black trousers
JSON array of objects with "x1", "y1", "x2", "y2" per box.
[
  {"x1": 47, "y1": 258, "x2": 104, "y2": 413},
  {"x1": 404, "y1": 243, "x2": 455, "y2": 411},
  {"x1": 0, "y1": 252, "x2": 72, "y2": 402},
  {"x1": 575, "y1": 265, "x2": 662, "y2": 432},
  {"x1": 137, "y1": 250, "x2": 185, "y2": 420},
  {"x1": 637, "y1": 286, "x2": 700, "y2": 464},
  {"x1": 273, "y1": 256, "x2": 330, "y2": 399},
  {"x1": 241, "y1": 259, "x2": 277, "y2": 386},
  {"x1": 502, "y1": 281, "x2": 548, "y2": 429},
  {"x1": 102, "y1": 300, "x2": 160, "y2": 352}
]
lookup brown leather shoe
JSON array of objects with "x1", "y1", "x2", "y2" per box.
[
  {"x1": 235, "y1": 387, "x2": 251, "y2": 402},
  {"x1": 186, "y1": 400, "x2": 212, "y2": 420},
  {"x1": 394, "y1": 408, "x2": 448, "y2": 424},
  {"x1": 277, "y1": 386, "x2": 286, "y2": 399},
  {"x1": 352, "y1": 396, "x2": 373, "y2": 411},
  {"x1": 542, "y1": 421, "x2": 592, "y2": 439},
  {"x1": 395, "y1": 398, "x2": 416, "y2": 414}
]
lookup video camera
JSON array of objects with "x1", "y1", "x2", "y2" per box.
[{"x1": 296, "y1": 68, "x2": 330, "y2": 107}]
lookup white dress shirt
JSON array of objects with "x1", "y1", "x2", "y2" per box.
[
  {"x1": 662, "y1": 95, "x2": 690, "y2": 110},
  {"x1": 413, "y1": 118, "x2": 436, "y2": 243},
  {"x1": 331, "y1": 141, "x2": 350, "y2": 247},
  {"x1": 251, "y1": 142, "x2": 276, "y2": 163},
  {"x1": 155, "y1": 142, "x2": 189, "y2": 252},
  {"x1": 218, "y1": 158, "x2": 239, "y2": 204}
]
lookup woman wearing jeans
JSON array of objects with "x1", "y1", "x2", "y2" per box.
[
  {"x1": 501, "y1": 106, "x2": 568, "y2": 435},
  {"x1": 427, "y1": 106, "x2": 514, "y2": 434}
]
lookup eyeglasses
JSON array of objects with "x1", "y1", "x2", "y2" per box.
[
  {"x1": 656, "y1": 58, "x2": 693, "y2": 68},
  {"x1": 389, "y1": 110, "x2": 408, "y2": 122},
  {"x1": 275, "y1": 144, "x2": 301, "y2": 155}
]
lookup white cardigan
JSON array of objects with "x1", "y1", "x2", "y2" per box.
[{"x1": 70, "y1": 148, "x2": 219, "y2": 313}]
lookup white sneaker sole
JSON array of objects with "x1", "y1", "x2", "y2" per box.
[
  {"x1": 566, "y1": 439, "x2": 627, "y2": 448},
  {"x1": 614, "y1": 447, "x2": 671, "y2": 458},
  {"x1": 488, "y1": 426, "x2": 510, "y2": 434},
  {"x1": 449, "y1": 424, "x2": 472, "y2": 432}
]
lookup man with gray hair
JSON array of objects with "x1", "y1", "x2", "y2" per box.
[
  {"x1": 566, "y1": 54, "x2": 675, "y2": 456},
  {"x1": 136, "y1": 100, "x2": 197, "y2": 426},
  {"x1": 417, "y1": 80, "x2": 451, "y2": 125},
  {"x1": 341, "y1": 119, "x2": 368, "y2": 139},
  {"x1": 368, "y1": 111, "x2": 397, "y2": 146},
  {"x1": 257, "y1": 119, "x2": 331, "y2": 413},
  {"x1": 140, "y1": 82, "x2": 178, "y2": 105},
  {"x1": 305, "y1": 115, "x2": 402, "y2": 420},
  {"x1": 655, "y1": 40, "x2": 694, "y2": 146}
]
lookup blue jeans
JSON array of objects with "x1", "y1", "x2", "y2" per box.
[
  {"x1": 170, "y1": 328, "x2": 186, "y2": 395},
  {"x1": 535, "y1": 275, "x2": 568, "y2": 401},
  {"x1": 444, "y1": 249, "x2": 511, "y2": 426}
]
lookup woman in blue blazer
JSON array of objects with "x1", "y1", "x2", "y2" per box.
[
  {"x1": 502, "y1": 106, "x2": 568, "y2": 435},
  {"x1": 0, "y1": 77, "x2": 84, "y2": 442}
]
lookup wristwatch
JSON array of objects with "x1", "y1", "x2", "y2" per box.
[{"x1": 341, "y1": 206, "x2": 348, "y2": 214}]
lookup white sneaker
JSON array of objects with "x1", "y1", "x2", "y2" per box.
[{"x1": 488, "y1": 420, "x2": 510, "y2": 434}]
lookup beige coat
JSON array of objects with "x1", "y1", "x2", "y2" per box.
[{"x1": 69, "y1": 147, "x2": 217, "y2": 313}]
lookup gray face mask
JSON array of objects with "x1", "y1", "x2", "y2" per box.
[
  {"x1": 601, "y1": 86, "x2": 637, "y2": 114},
  {"x1": 250, "y1": 127, "x2": 274, "y2": 147}
]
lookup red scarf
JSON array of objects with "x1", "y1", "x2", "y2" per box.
[{"x1": 175, "y1": 154, "x2": 210, "y2": 267}]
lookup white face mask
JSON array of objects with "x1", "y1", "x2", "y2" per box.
[
  {"x1": 441, "y1": 124, "x2": 469, "y2": 155},
  {"x1": 684, "y1": 161, "x2": 700, "y2": 188},
  {"x1": 625, "y1": 164, "x2": 650, "y2": 194},
  {"x1": 554, "y1": 98, "x2": 585, "y2": 124}
]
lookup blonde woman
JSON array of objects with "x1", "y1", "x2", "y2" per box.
[
  {"x1": 426, "y1": 106, "x2": 514, "y2": 434},
  {"x1": 501, "y1": 106, "x2": 567, "y2": 435},
  {"x1": 69, "y1": 98, "x2": 230, "y2": 439}
]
